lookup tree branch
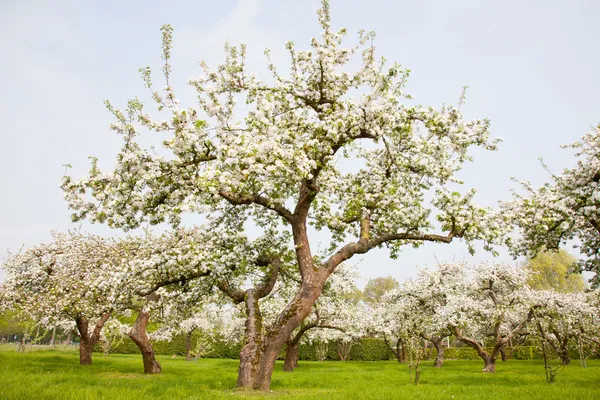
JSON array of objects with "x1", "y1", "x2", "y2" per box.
[{"x1": 218, "y1": 190, "x2": 294, "y2": 223}]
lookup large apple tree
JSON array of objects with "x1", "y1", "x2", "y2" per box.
[{"x1": 61, "y1": 0, "x2": 503, "y2": 390}]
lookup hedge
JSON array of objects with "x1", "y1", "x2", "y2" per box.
[{"x1": 95, "y1": 335, "x2": 596, "y2": 361}]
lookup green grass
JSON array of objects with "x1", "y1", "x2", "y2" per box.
[{"x1": 0, "y1": 344, "x2": 598, "y2": 399}]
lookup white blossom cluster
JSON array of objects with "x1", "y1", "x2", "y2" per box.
[{"x1": 503, "y1": 124, "x2": 600, "y2": 286}]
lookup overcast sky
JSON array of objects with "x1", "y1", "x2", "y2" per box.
[{"x1": 0, "y1": 0, "x2": 598, "y2": 286}]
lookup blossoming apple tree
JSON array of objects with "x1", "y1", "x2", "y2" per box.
[
  {"x1": 1, "y1": 232, "x2": 123, "y2": 365},
  {"x1": 503, "y1": 124, "x2": 600, "y2": 287},
  {"x1": 61, "y1": 0, "x2": 504, "y2": 390},
  {"x1": 444, "y1": 262, "x2": 539, "y2": 372},
  {"x1": 531, "y1": 290, "x2": 595, "y2": 366}
]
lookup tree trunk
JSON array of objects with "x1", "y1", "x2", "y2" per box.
[
  {"x1": 128, "y1": 309, "x2": 162, "y2": 374},
  {"x1": 75, "y1": 314, "x2": 109, "y2": 366},
  {"x1": 251, "y1": 274, "x2": 328, "y2": 391},
  {"x1": 483, "y1": 355, "x2": 496, "y2": 372},
  {"x1": 432, "y1": 339, "x2": 444, "y2": 368},
  {"x1": 453, "y1": 327, "x2": 499, "y2": 373},
  {"x1": 50, "y1": 327, "x2": 56, "y2": 346},
  {"x1": 383, "y1": 335, "x2": 402, "y2": 362},
  {"x1": 283, "y1": 341, "x2": 299, "y2": 372},
  {"x1": 400, "y1": 339, "x2": 407, "y2": 363},
  {"x1": 185, "y1": 330, "x2": 193, "y2": 361},
  {"x1": 236, "y1": 289, "x2": 263, "y2": 388},
  {"x1": 560, "y1": 347, "x2": 571, "y2": 366},
  {"x1": 79, "y1": 337, "x2": 94, "y2": 365},
  {"x1": 500, "y1": 347, "x2": 508, "y2": 362}
]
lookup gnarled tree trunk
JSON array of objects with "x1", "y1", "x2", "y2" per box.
[
  {"x1": 236, "y1": 289, "x2": 264, "y2": 388},
  {"x1": 431, "y1": 338, "x2": 445, "y2": 368},
  {"x1": 383, "y1": 335, "x2": 404, "y2": 363},
  {"x1": 483, "y1": 355, "x2": 496, "y2": 372},
  {"x1": 185, "y1": 329, "x2": 194, "y2": 361},
  {"x1": 500, "y1": 346, "x2": 508, "y2": 362},
  {"x1": 252, "y1": 273, "x2": 329, "y2": 391},
  {"x1": 217, "y1": 256, "x2": 282, "y2": 389},
  {"x1": 128, "y1": 307, "x2": 162, "y2": 374},
  {"x1": 283, "y1": 341, "x2": 300, "y2": 372},
  {"x1": 75, "y1": 313, "x2": 110, "y2": 366},
  {"x1": 453, "y1": 327, "x2": 498, "y2": 373}
]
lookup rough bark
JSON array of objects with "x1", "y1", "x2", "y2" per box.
[
  {"x1": 50, "y1": 327, "x2": 56, "y2": 346},
  {"x1": 185, "y1": 330, "x2": 194, "y2": 361},
  {"x1": 500, "y1": 346, "x2": 508, "y2": 362},
  {"x1": 128, "y1": 308, "x2": 162, "y2": 374},
  {"x1": 383, "y1": 335, "x2": 404, "y2": 363},
  {"x1": 252, "y1": 273, "x2": 329, "y2": 390},
  {"x1": 453, "y1": 327, "x2": 498, "y2": 373},
  {"x1": 236, "y1": 290, "x2": 263, "y2": 387},
  {"x1": 78, "y1": 338, "x2": 94, "y2": 365},
  {"x1": 283, "y1": 341, "x2": 299, "y2": 372},
  {"x1": 483, "y1": 355, "x2": 496, "y2": 372},
  {"x1": 560, "y1": 348, "x2": 571, "y2": 366},
  {"x1": 75, "y1": 313, "x2": 110, "y2": 366},
  {"x1": 217, "y1": 256, "x2": 281, "y2": 388},
  {"x1": 432, "y1": 339, "x2": 445, "y2": 368}
]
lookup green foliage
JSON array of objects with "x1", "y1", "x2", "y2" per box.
[
  {"x1": 0, "y1": 310, "x2": 30, "y2": 338},
  {"x1": 524, "y1": 249, "x2": 587, "y2": 292},
  {"x1": 1, "y1": 346, "x2": 600, "y2": 399},
  {"x1": 96, "y1": 334, "x2": 597, "y2": 363},
  {"x1": 363, "y1": 277, "x2": 399, "y2": 303}
]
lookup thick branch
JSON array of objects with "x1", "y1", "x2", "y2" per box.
[
  {"x1": 219, "y1": 190, "x2": 294, "y2": 223},
  {"x1": 137, "y1": 269, "x2": 211, "y2": 296},
  {"x1": 324, "y1": 230, "x2": 458, "y2": 273},
  {"x1": 255, "y1": 256, "x2": 281, "y2": 299}
]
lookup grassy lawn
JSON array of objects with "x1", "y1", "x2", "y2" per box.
[{"x1": 0, "y1": 345, "x2": 598, "y2": 399}]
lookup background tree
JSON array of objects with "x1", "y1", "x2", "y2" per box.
[
  {"x1": 504, "y1": 124, "x2": 600, "y2": 287},
  {"x1": 524, "y1": 249, "x2": 586, "y2": 292},
  {"x1": 532, "y1": 290, "x2": 594, "y2": 366},
  {"x1": 446, "y1": 262, "x2": 539, "y2": 373},
  {"x1": 1, "y1": 232, "x2": 123, "y2": 365},
  {"x1": 61, "y1": 0, "x2": 503, "y2": 390},
  {"x1": 363, "y1": 277, "x2": 399, "y2": 304}
]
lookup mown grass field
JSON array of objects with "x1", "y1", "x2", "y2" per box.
[{"x1": 0, "y1": 344, "x2": 598, "y2": 399}]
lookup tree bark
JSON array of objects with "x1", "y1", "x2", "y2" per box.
[
  {"x1": 432, "y1": 339, "x2": 444, "y2": 368},
  {"x1": 560, "y1": 347, "x2": 571, "y2": 366},
  {"x1": 383, "y1": 335, "x2": 403, "y2": 362},
  {"x1": 483, "y1": 355, "x2": 496, "y2": 372},
  {"x1": 236, "y1": 289, "x2": 263, "y2": 388},
  {"x1": 252, "y1": 273, "x2": 329, "y2": 391},
  {"x1": 128, "y1": 308, "x2": 162, "y2": 374},
  {"x1": 75, "y1": 314, "x2": 110, "y2": 366},
  {"x1": 283, "y1": 341, "x2": 299, "y2": 372},
  {"x1": 453, "y1": 327, "x2": 498, "y2": 373},
  {"x1": 400, "y1": 339, "x2": 407, "y2": 363},
  {"x1": 50, "y1": 327, "x2": 56, "y2": 346},
  {"x1": 500, "y1": 346, "x2": 508, "y2": 362},
  {"x1": 79, "y1": 337, "x2": 94, "y2": 365},
  {"x1": 185, "y1": 330, "x2": 193, "y2": 361}
]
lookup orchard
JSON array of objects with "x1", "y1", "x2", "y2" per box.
[{"x1": 1, "y1": 1, "x2": 599, "y2": 399}]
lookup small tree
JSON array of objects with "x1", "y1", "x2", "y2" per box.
[
  {"x1": 446, "y1": 262, "x2": 539, "y2": 372},
  {"x1": 532, "y1": 290, "x2": 594, "y2": 366},
  {"x1": 1, "y1": 232, "x2": 123, "y2": 365}
]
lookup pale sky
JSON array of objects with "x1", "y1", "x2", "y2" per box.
[{"x1": 1, "y1": 0, "x2": 599, "y2": 286}]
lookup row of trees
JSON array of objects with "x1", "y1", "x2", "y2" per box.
[
  {"x1": 371, "y1": 261, "x2": 599, "y2": 373},
  {"x1": 1, "y1": 0, "x2": 600, "y2": 391}
]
